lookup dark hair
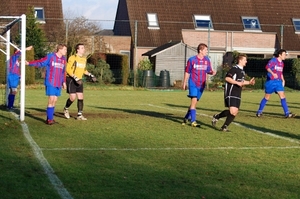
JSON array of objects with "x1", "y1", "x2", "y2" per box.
[
  {"x1": 273, "y1": 49, "x2": 286, "y2": 57},
  {"x1": 75, "y1": 43, "x2": 84, "y2": 53},
  {"x1": 197, "y1": 43, "x2": 208, "y2": 53}
]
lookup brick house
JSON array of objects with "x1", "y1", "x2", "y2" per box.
[
  {"x1": 0, "y1": 0, "x2": 64, "y2": 43},
  {"x1": 113, "y1": 0, "x2": 300, "y2": 74}
]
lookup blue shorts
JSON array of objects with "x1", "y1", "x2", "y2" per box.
[
  {"x1": 265, "y1": 80, "x2": 284, "y2": 94},
  {"x1": 8, "y1": 74, "x2": 20, "y2": 89},
  {"x1": 187, "y1": 79, "x2": 204, "y2": 101},
  {"x1": 45, "y1": 85, "x2": 62, "y2": 96}
]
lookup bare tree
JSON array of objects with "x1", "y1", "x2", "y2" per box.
[{"x1": 65, "y1": 16, "x2": 102, "y2": 55}]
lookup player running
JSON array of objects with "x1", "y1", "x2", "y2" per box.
[
  {"x1": 211, "y1": 54, "x2": 255, "y2": 132},
  {"x1": 256, "y1": 49, "x2": 295, "y2": 118}
]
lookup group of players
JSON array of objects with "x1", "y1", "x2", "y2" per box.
[
  {"x1": 7, "y1": 43, "x2": 96, "y2": 125},
  {"x1": 7, "y1": 42, "x2": 296, "y2": 128},
  {"x1": 182, "y1": 43, "x2": 296, "y2": 132}
]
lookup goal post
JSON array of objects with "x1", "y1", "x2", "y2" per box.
[{"x1": 0, "y1": 14, "x2": 26, "y2": 121}]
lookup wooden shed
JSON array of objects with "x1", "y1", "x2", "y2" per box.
[{"x1": 142, "y1": 41, "x2": 197, "y2": 87}]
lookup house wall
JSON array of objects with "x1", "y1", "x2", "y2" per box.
[
  {"x1": 83, "y1": 35, "x2": 131, "y2": 55},
  {"x1": 182, "y1": 30, "x2": 277, "y2": 54}
]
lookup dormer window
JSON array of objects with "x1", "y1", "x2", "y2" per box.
[
  {"x1": 147, "y1": 13, "x2": 159, "y2": 29},
  {"x1": 242, "y1": 16, "x2": 261, "y2": 31},
  {"x1": 35, "y1": 7, "x2": 45, "y2": 24},
  {"x1": 292, "y1": 18, "x2": 300, "y2": 33},
  {"x1": 193, "y1": 15, "x2": 213, "y2": 29}
]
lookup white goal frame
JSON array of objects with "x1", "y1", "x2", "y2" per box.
[{"x1": 0, "y1": 14, "x2": 26, "y2": 121}]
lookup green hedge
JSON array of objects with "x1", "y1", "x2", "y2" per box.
[{"x1": 0, "y1": 48, "x2": 35, "y2": 85}]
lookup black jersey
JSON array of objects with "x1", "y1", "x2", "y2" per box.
[{"x1": 224, "y1": 65, "x2": 245, "y2": 99}]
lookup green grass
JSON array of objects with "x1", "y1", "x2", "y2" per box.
[{"x1": 1, "y1": 87, "x2": 300, "y2": 198}]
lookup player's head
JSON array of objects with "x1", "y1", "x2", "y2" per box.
[
  {"x1": 56, "y1": 44, "x2": 67, "y2": 56},
  {"x1": 236, "y1": 54, "x2": 247, "y2": 67},
  {"x1": 75, "y1": 43, "x2": 85, "y2": 55},
  {"x1": 273, "y1": 49, "x2": 287, "y2": 60},
  {"x1": 197, "y1": 43, "x2": 208, "y2": 56}
]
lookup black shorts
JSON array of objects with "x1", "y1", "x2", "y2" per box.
[
  {"x1": 66, "y1": 76, "x2": 83, "y2": 94},
  {"x1": 224, "y1": 96, "x2": 241, "y2": 108}
]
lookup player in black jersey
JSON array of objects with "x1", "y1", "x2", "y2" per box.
[{"x1": 211, "y1": 54, "x2": 255, "y2": 132}]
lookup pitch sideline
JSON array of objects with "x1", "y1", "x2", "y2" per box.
[{"x1": 10, "y1": 112, "x2": 73, "y2": 199}]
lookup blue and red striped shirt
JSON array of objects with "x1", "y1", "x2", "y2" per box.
[
  {"x1": 9, "y1": 50, "x2": 21, "y2": 76},
  {"x1": 266, "y1": 57, "x2": 284, "y2": 81},
  {"x1": 185, "y1": 55, "x2": 213, "y2": 88},
  {"x1": 28, "y1": 53, "x2": 66, "y2": 87}
]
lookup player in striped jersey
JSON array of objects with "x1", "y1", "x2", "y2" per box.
[
  {"x1": 256, "y1": 49, "x2": 295, "y2": 118},
  {"x1": 182, "y1": 43, "x2": 216, "y2": 127},
  {"x1": 26, "y1": 44, "x2": 67, "y2": 125},
  {"x1": 7, "y1": 46, "x2": 32, "y2": 110},
  {"x1": 211, "y1": 54, "x2": 255, "y2": 132}
]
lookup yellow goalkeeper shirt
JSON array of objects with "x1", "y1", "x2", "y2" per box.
[{"x1": 66, "y1": 55, "x2": 87, "y2": 79}]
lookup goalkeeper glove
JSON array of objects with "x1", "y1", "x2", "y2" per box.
[{"x1": 89, "y1": 73, "x2": 97, "y2": 82}]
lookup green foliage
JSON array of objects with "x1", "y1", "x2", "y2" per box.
[
  {"x1": 138, "y1": 57, "x2": 153, "y2": 70},
  {"x1": 86, "y1": 61, "x2": 115, "y2": 84},
  {"x1": 211, "y1": 63, "x2": 231, "y2": 87},
  {"x1": 15, "y1": 6, "x2": 48, "y2": 59},
  {"x1": 291, "y1": 58, "x2": 300, "y2": 89},
  {"x1": 121, "y1": 55, "x2": 129, "y2": 85},
  {"x1": 0, "y1": 50, "x2": 5, "y2": 84}
]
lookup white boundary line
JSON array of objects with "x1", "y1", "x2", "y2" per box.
[
  {"x1": 10, "y1": 112, "x2": 73, "y2": 199},
  {"x1": 147, "y1": 104, "x2": 300, "y2": 144},
  {"x1": 41, "y1": 146, "x2": 300, "y2": 151}
]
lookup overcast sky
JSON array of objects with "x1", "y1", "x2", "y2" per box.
[{"x1": 62, "y1": 0, "x2": 119, "y2": 29}]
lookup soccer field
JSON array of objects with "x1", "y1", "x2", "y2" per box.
[{"x1": 1, "y1": 88, "x2": 300, "y2": 198}]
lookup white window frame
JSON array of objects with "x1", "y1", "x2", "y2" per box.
[
  {"x1": 34, "y1": 7, "x2": 45, "y2": 24},
  {"x1": 292, "y1": 18, "x2": 300, "y2": 34},
  {"x1": 147, "y1": 13, "x2": 159, "y2": 29},
  {"x1": 241, "y1": 16, "x2": 261, "y2": 32},
  {"x1": 193, "y1": 15, "x2": 213, "y2": 30}
]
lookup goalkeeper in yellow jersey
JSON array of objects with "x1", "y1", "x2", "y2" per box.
[{"x1": 63, "y1": 43, "x2": 97, "y2": 120}]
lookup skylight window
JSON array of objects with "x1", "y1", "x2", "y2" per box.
[
  {"x1": 194, "y1": 15, "x2": 213, "y2": 29},
  {"x1": 147, "y1": 13, "x2": 159, "y2": 29},
  {"x1": 34, "y1": 7, "x2": 45, "y2": 23},
  {"x1": 242, "y1": 17, "x2": 261, "y2": 31},
  {"x1": 292, "y1": 18, "x2": 300, "y2": 33}
]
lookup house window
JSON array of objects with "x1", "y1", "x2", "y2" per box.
[
  {"x1": 241, "y1": 17, "x2": 261, "y2": 31},
  {"x1": 292, "y1": 18, "x2": 300, "y2": 33},
  {"x1": 193, "y1": 15, "x2": 213, "y2": 29},
  {"x1": 35, "y1": 7, "x2": 45, "y2": 23},
  {"x1": 147, "y1": 13, "x2": 159, "y2": 29}
]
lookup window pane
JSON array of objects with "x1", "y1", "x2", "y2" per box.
[
  {"x1": 194, "y1": 15, "x2": 213, "y2": 29},
  {"x1": 293, "y1": 20, "x2": 300, "y2": 31},
  {"x1": 242, "y1": 17, "x2": 261, "y2": 30},
  {"x1": 35, "y1": 8, "x2": 44, "y2": 20},
  {"x1": 243, "y1": 18, "x2": 260, "y2": 29}
]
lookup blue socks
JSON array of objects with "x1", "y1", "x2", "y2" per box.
[
  {"x1": 8, "y1": 94, "x2": 15, "y2": 108},
  {"x1": 190, "y1": 109, "x2": 196, "y2": 122},
  {"x1": 47, "y1": 107, "x2": 55, "y2": 120},
  {"x1": 257, "y1": 98, "x2": 268, "y2": 114},
  {"x1": 281, "y1": 98, "x2": 289, "y2": 115},
  {"x1": 184, "y1": 109, "x2": 191, "y2": 120}
]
